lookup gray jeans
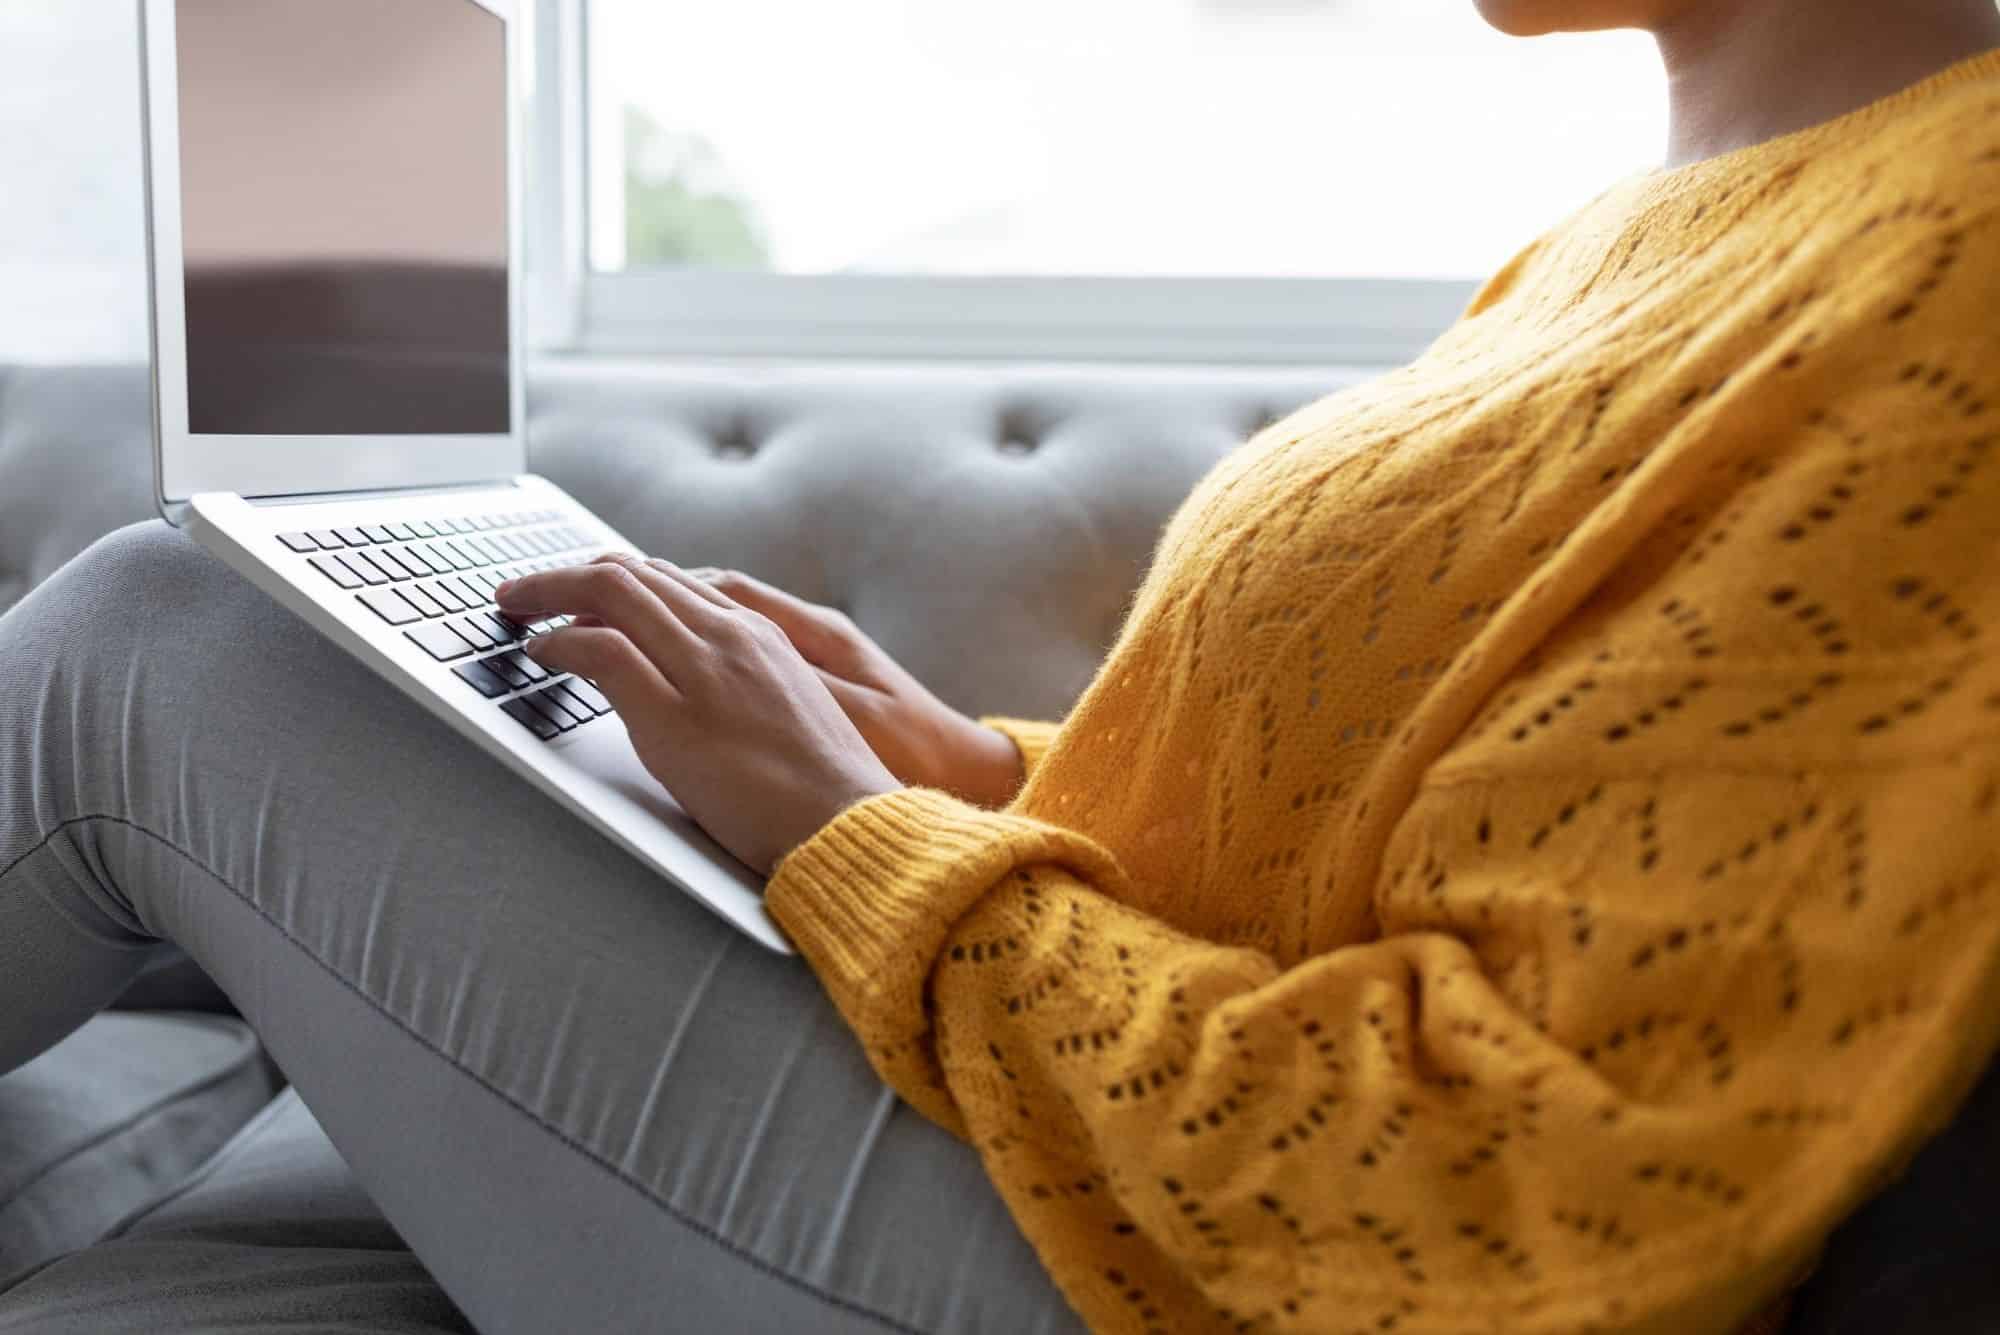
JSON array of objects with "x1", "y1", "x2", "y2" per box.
[{"x1": 0, "y1": 522, "x2": 1081, "y2": 1335}]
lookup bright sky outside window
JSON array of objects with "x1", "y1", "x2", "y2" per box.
[{"x1": 587, "y1": 0, "x2": 1667, "y2": 280}]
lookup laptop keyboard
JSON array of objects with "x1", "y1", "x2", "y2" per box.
[{"x1": 279, "y1": 509, "x2": 618, "y2": 742}]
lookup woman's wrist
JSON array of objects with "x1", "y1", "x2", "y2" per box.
[{"x1": 927, "y1": 713, "x2": 1027, "y2": 807}]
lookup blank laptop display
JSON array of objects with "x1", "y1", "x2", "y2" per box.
[{"x1": 174, "y1": 0, "x2": 508, "y2": 436}]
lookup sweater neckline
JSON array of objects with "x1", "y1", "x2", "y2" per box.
[{"x1": 1635, "y1": 44, "x2": 2000, "y2": 194}]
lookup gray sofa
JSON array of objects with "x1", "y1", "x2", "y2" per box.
[{"x1": 0, "y1": 357, "x2": 1355, "y2": 1332}]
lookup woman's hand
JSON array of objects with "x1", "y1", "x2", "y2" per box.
[
  {"x1": 493, "y1": 555, "x2": 900, "y2": 875},
  {"x1": 683, "y1": 568, "x2": 1026, "y2": 808}
]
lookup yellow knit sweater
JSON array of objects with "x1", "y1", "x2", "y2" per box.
[{"x1": 767, "y1": 51, "x2": 2000, "y2": 1335}]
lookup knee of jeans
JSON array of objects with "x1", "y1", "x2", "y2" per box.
[
  {"x1": 71, "y1": 519, "x2": 207, "y2": 583},
  {"x1": 57, "y1": 521, "x2": 255, "y2": 651}
]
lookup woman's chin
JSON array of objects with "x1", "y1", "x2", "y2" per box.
[{"x1": 1472, "y1": 0, "x2": 1659, "y2": 38}]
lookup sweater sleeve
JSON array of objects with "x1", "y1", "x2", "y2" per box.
[
  {"x1": 979, "y1": 716, "x2": 1061, "y2": 783},
  {"x1": 769, "y1": 745, "x2": 2000, "y2": 1334}
]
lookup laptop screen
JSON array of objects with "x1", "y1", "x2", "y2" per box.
[{"x1": 174, "y1": 0, "x2": 509, "y2": 437}]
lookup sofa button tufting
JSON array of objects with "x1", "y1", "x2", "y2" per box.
[
  {"x1": 710, "y1": 420, "x2": 760, "y2": 461},
  {"x1": 995, "y1": 405, "x2": 1049, "y2": 457},
  {"x1": 1244, "y1": 407, "x2": 1284, "y2": 437}
]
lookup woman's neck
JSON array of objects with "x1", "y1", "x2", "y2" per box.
[{"x1": 1653, "y1": 0, "x2": 2000, "y2": 169}]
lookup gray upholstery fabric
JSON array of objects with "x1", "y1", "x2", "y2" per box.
[
  {"x1": 0, "y1": 355, "x2": 1354, "y2": 1327},
  {"x1": 0, "y1": 1012, "x2": 276, "y2": 1289},
  {"x1": 0, "y1": 364, "x2": 157, "y2": 620},
  {"x1": 530, "y1": 361, "x2": 1352, "y2": 718},
  {"x1": 0, "y1": 1091, "x2": 471, "y2": 1334}
]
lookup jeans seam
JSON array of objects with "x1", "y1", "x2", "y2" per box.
[{"x1": 4, "y1": 813, "x2": 926, "y2": 1335}]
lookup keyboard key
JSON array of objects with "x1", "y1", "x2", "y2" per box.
[
  {"x1": 358, "y1": 587, "x2": 423, "y2": 625},
  {"x1": 385, "y1": 522, "x2": 417, "y2": 542},
  {"x1": 476, "y1": 611, "x2": 527, "y2": 643},
  {"x1": 439, "y1": 538, "x2": 481, "y2": 568},
  {"x1": 448, "y1": 575, "x2": 492, "y2": 607},
  {"x1": 452, "y1": 658, "x2": 513, "y2": 698},
  {"x1": 399, "y1": 583, "x2": 449, "y2": 618},
  {"x1": 405, "y1": 621, "x2": 477, "y2": 661},
  {"x1": 453, "y1": 615, "x2": 504, "y2": 649},
  {"x1": 487, "y1": 533, "x2": 530, "y2": 560},
  {"x1": 278, "y1": 532, "x2": 318, "y2": 553},
  {"x1": 501, "y1": 697, "x2": 562, "y2": 740},
  {"x1": 340, "y1": 551, "x2": 388, "y2": 585},
  {"x1": 525, "y1": 688, "x2": 583, "y2": 729},
  {"x1": 548, "y1": 681, "x2": 606, "y2": 720},
  {"x1": 349, "y1": 550, "x2": 405, "y2": 583},
  {"x1": 425, "y1": 541, "x2": 471, "y2": 572},
  {"x1": 464, "y1": 536, "x2": 507, "y2": 565},
  {"x1": 393, "y1": 545, "x2": 444, "y2": 576},
  {"x1": 448, "y1": 517, "x2": 477, "y2": 534},
  {"x1": 407, "y1": 519, "x2": 439, "y2": 538},
  {"x1": 422, "y1": 579, "x2": 467, "y2": 613},
  {"x1": 370, "y1": 547, "x2": 423, "y2": 580},
  {"x1": 485, "y1": 652, "x2": 533, "y2": 689},
  {"x1": 360, "y1": 525, "x2": 394, "y2": 544},
  {"x1": 309, "y1": 553, "x2": 364, "y2": 589},
  {"x1": 507, "y1": 648, "x2": 551, "y2": 682},
  {"x1": 335, "y1": 527, "x2": 371, "y2": 547},
  {"x1": 558, "y1": 677, "x2": 613, "y2": 715},
  {"x1": 308, "y1": 528, "x2": 347, "y2": 549}
]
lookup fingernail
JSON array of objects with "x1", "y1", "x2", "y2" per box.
[
  {"x1": 494, "y1": 580, "x2": 517, "y2": 600},
  {"x1": 521, "y1": 636, "x2": 544, "y2": 657}
]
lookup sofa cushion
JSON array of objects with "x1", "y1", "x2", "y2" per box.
[
  {"x1": 529, "y1": 360, "x2": 1350, "y2": 720},
  {"x1": 0, "y1": 1011, "x2": 275, "y2": 1288},
  {"x1": 0, "y1": 362, "x2": 157, "y2": 618},
  {"x1": 0, "y1": 1089, "x2": 469, "y2": 1334}
]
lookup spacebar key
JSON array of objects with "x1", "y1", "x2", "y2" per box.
[{"x1": 404, "y1": 621, "x2": 475, "y2": 661}]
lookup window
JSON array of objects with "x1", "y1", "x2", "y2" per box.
[
  {"x1": 548, "y1": 0, "x2": 1668, "y2": 362},
  {"x1": 0, "y1": 6, "x2": 150, "y2": 364},
  {"x1": 585, "y1": 0, "x2": 1664, "y2": 281}
]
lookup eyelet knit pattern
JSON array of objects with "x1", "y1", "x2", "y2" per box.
[{"x1": 768, "y1": 51, "x2": 2000, "y2": 1335}]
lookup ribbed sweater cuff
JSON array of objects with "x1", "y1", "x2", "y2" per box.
[
  {"x1": 767, "y1": 785, "x2": 1121, "y2": 1039},
  {"x1": 979, "y1": 716, "x2": 1061, "y2": 783},
  {"x1": 767, "y1": 788, "x2": 1010, "y2": 1021}
]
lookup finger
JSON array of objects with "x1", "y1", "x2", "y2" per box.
[
  {"x1": 686, "y1": 569, "x2": 847, "y2": 662},
  {"x1": 814, "y1": 664, "x2": 867, "y2": 710},
  {"x1": 495, "y1": 561, "x2": 699, "y2": 666},
  {"x1": 641, "y1": 558, "x2": 735, "y2": 609},
  {"x1": 524, "y1": 624, "x2": 682, "y2": 705},
  {"x1": 596, "y1": 555, "x2": 738, "y2": 634}
]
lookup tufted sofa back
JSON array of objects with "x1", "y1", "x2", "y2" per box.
[{"x1": 0, "y1": 359, "x2": 1361, "y2": 719}]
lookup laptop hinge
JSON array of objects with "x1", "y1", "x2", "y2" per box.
[{"x1": 236, "y1": 477, "x2": 530, "y2": 510}]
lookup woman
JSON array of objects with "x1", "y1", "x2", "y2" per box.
[{"x1": 4, "y1": 0, "x2": 1997, "y2": 1330}]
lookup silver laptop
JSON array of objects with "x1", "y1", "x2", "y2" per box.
[{"x1": 137, "y1": 0, "x2": 789, "y2": 953}]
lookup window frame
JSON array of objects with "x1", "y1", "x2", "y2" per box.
[{"x1": 530, "y1": 0, "x2": 1479, "y2": 367}]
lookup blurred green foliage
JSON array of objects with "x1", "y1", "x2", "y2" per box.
[{"x1": 622, "y1": 107, "x2": 770, "y2": 269}]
